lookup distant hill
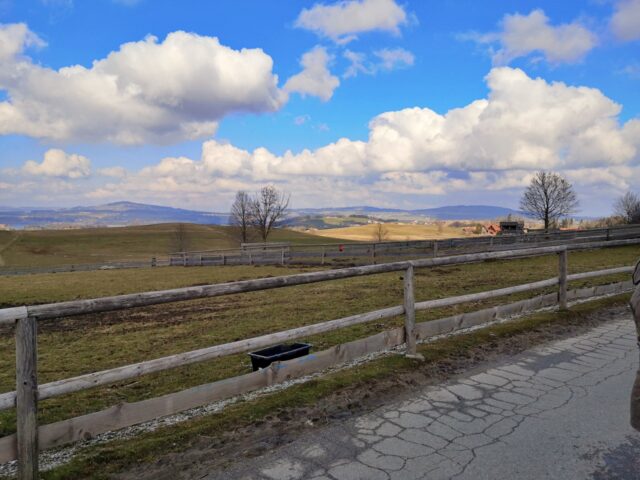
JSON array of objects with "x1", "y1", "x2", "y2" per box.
[
  {"x1": 0, "y1": 201, "x2": 526, "y2": 229},
  {"x1": 0, "y1": 202, "x2": 229, "y2": 229},
  {"x1": 410, "y1": 205, "x2": 525, "y2": 220}
]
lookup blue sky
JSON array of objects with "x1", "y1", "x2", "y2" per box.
[{"x1": 0, "y1": 0, "x2": 638, "y2": 215}]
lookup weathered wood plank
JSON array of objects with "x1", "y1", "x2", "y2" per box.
[
  {"x1": 15, "y1": 316, "x2": 38, "y2": 480},
  {"x1": 416, "y1": 292, "x2": 559, "y2": 340},
  {"x1": 0, "y1": 305, "x2": 405, "y2": 410},
  {"x1": 415, "y1": 278, "x2": 558, "y2": 311},
  {"x1": 0, "y1": 306, "x2": 28, "y2": 326},
  {"x1": 0, "y1": 328, "x2": 405, "y2": 460},
  {"x1": 403, "y1": 265, "x2": 417, "y2": 355},
  {"x1": 567, "y1": 280, "x2": 633, "y2": 301},
  {"x1": 567, "y1": 266, "x2": 633, "y2": 281},
  {"x1": 558, "y1": 250, "x2": 568, "y2": 310}
]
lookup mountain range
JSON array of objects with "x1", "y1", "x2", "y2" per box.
[{"x1": 0, "y1": 202, "x2": 526, "y2": 229}]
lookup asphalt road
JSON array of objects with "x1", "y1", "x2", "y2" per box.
[{"x1": 210, "y1": 313, "x2": 640, "y2": 480}]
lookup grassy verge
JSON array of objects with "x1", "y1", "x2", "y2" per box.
[
  {"x1": 39, "y1": 294, "x2": 632, "y2": 480},
  {"x1": 0, "y1": 245, "x2": 637, "y2": 438}
]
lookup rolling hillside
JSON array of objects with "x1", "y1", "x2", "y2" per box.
[
  {"x1": 0, "y1": 201, "x2": 527, "y2": 229},
  {"x1": 0, "y1": 224, "x2": 334, "y2": 268}
]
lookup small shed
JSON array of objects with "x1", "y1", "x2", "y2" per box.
[{"x1": 499, "y1": 221, "x2": 524, "y2": 235}]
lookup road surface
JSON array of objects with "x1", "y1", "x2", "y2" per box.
[{"x1": 210, "y1": 313, "x2": 640, "y2": 480}]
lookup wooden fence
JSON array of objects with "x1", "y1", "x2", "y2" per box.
[
  {"x1": 1, "y1": 224, "x2": 638, "y2": 276},
  {"x1": 170, "y1": 224, "x2": 640, "y2": 267},
  {"x1": 0, "y1": 238, "x2": 639, "y2": 478}
]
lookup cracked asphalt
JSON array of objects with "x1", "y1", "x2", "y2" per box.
[{"x1": 209, "y1": 314, "x2": 640, "y2": 480}]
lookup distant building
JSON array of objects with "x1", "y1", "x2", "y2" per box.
[
  {"x1": 0, "y1": 224, "x2": 9, "y2": 230},
  {"x1": 485, "y1": 223, "x2": 500, "y2": 236},
  {"x1": 499, "y1": 221, "x2": 524, "y2": 235}
]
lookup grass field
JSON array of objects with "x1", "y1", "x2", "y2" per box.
[
  {"x1": 0, "y1": 243, "x2": 638, "y2": 445},
  {"x1": 309, "y1": 222, "x2": 468, "y2": 241},
  {"x1": 0, "y1": 224, "x2": 335, "y2": 268}
]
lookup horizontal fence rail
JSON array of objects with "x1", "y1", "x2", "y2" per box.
[{"x1": 0, "y1": 237, "x2": 639, "y2": 478}]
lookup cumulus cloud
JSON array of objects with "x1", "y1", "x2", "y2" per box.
[
  {"x1": 610, "y1": 0, "x2": 640, "y2": 41},
  {"x1": 284, "y1": 46, "x2": 340, "y2": 101},
  {"x1": 17, "y1": 67, "x2": 638, "y2": 212},
  {"x1": 23, "y1": 149, "x2": 91, "y2": 178},
  {"x1": 295, "y1": 0, "x2": 409, "y2": 44},
  {"x1": 0, "y1": 23, "x2": 287, "y2": 144},
  {"x1": 0, "y1": 23, "x2": 45, "y2": 62},
  {"x1": 468, "y1": 9, "x2": 597, "y2": 64}
]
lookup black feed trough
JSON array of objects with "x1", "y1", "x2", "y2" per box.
[{"x1": 248, "y1": 343, "x2": 312, "y2": 371}]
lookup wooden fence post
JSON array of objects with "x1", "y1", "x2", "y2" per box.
[
  {"x1": 372, "y1": 244, "x2": 377, "y2": 265},
  {"x1": 433, "y1": 241, "x2": 438, "y2": 258},
  {"x1": 321, "y1": 248, "x2": 326, "y2": 265},
  {"x1": 403, "y1": 265, "x2": 423, "y2": 359},
  {"x1": 16, "y1": 316, "x2": 38, "y2": 480},
  {"x1": 281, "y1": 248, "x2": 285, "y2": 266},
  {"x1": 558, "y1": 249, "x2": 568, "y2": 310},
  {"x1": 151, "y1": 257, "x2": 156, "y2": 268},
  {"x1": 222, "y1": 254, "x2": 226, "y2": 266}
]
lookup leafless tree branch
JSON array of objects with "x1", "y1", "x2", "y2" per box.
[{"x1": 520, "y1": 171, "x2": 579, "y2": 230}]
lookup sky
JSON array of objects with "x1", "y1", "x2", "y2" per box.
[{"x1": 0, "y1": 0, "x2": 638, "y2": 215}]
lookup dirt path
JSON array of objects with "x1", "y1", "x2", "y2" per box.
[
  {"x1": 0, "y1": 232, "x2": 20, "y2": 267},
  {"x1": 115, "y1": 304, "x2": 633, "y2": 480}
]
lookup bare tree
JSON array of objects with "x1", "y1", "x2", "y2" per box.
[
  {"x1": 250, "y1": 185, "x2": 290, "y2": 242},
  {"x1": 229, "y1": 191, "x2": 254, "y2": 243},
  {"x1": 372, "y1": 222, "x2": 389, "y2": 241},
  {"x1": 613, "y1": 191, "x2": 640, "y2": 224},
  {"x1": 171, "y1": 223, "x2": 190, "y2": 252},
  {"x1": 520, "y1": 171, "x2": 579, "y2": 230}
]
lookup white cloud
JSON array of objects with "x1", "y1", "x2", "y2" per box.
[
  {"x1": 87, "y1": 67, "x2": 638, "y2": 206},
  {"x1": 98, "y1": 166, "x2": 128, "y2": 178},
  {"x1": 284, "y1": 46, "x2": 340, "y2": 101},
  {"x1": 469, "y1": 9, "x2": 597, "y2": 64},
  {"x1": 10, "y1": 67, "x2": 638, "y2": 214},
  {"x1": 343, "y1": 47, "x2": 414, "y2": 78},
  {"x1": 0, "y1": 24, "x2": 287, "y2": 144},
  {"x1": 610, "y1": 0, "x2": 640, "y2": 41},
  {"x1": 23, "y1": 149, "x2": 91, "y2": 178},
  {"x1": 374, "y1": 47, "x2": 414, "y2": 70},
  {"x1": 126, "y1": 67, "x2": 636, "y2": 182},
  {"x1": 0, "y1": 23, "x2": 45, "y2": 62},
  {"x1": 343, "y1": 50, "x2": 373, "y2": 78},
  {"x1": 295, "y1": 0, "x2": 409, "y2": 44}
]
